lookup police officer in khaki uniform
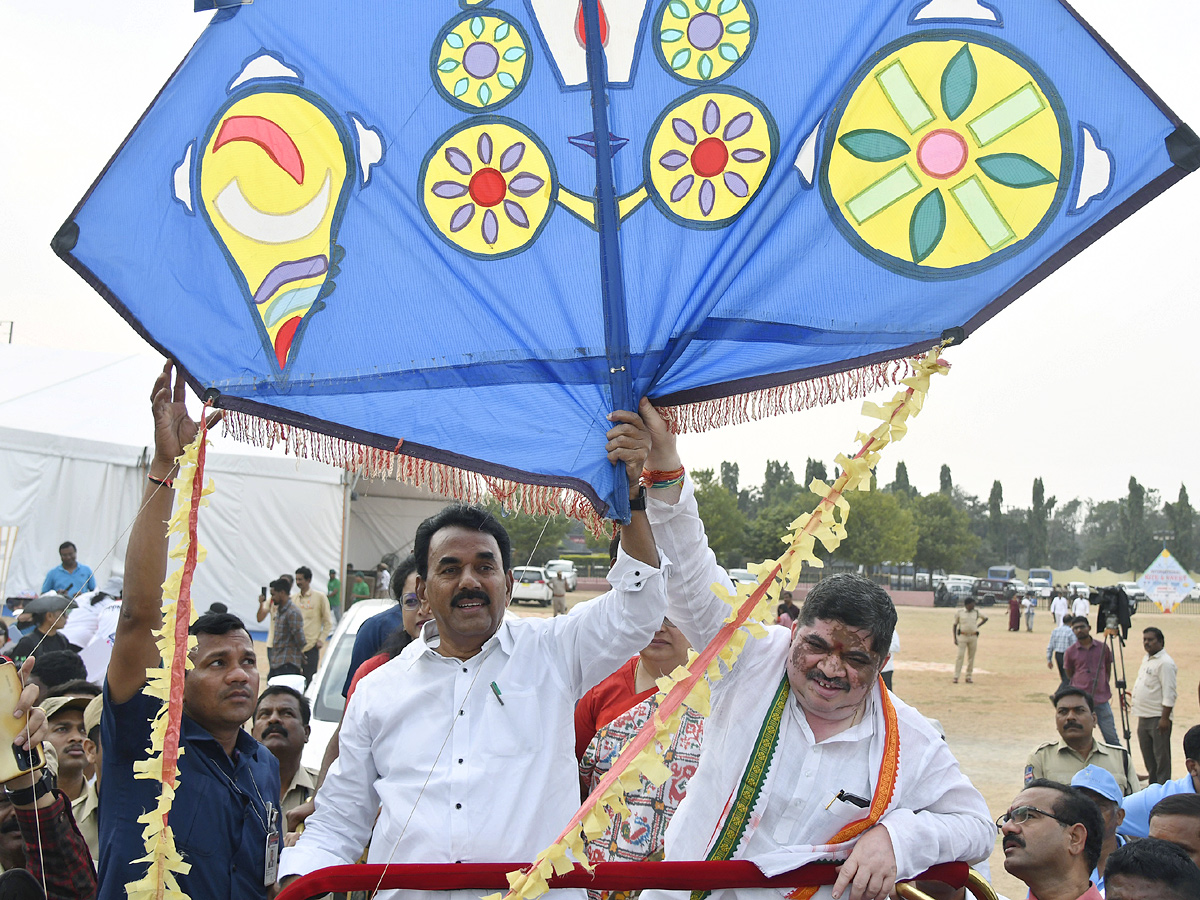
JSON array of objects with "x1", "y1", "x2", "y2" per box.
[
  {"x1": 1025, "y1": 685, "x2": 1139, "y2": 795},
  {"x1": 952, "y1": 596, "x2": 988, "y2": 683}
]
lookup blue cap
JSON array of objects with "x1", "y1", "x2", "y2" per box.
[{"x1": 1070, "y1": 764, "x2": 1122, "y2": 803}]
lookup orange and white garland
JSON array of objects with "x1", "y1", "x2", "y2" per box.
[
  {"x1": 491, "y1": 348, "x2": 950, "y2": 900},
  {"x1": 126, "y1": 416, "x2": 214, "y2": 900}
]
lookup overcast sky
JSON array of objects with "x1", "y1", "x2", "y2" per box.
[{"x1": 2, "y1": 0, "x2": 1197, "y2": 513}]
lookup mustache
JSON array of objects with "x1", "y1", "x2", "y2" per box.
[
  {"x1": 806, "y1": 669, "x2": 851, "y2": 691},
  {"x1": 451, "y1": 590, "x2": 490, "y2": 607},
  {"x1": 262, "y1": 724, "x2": 289, "y2": 738},
  {"x1": 0, "y1": 818, "x2": 19, "y2": 835},
  {"x1": 1003, "y1": 836, "x2": 1025, "y2": 851}
]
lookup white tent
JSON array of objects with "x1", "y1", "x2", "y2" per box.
[{"x1": 0, "y1": 345, "x2": 452, "y2": 629}]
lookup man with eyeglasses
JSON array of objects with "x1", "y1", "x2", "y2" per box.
[{"x1": 1000, "y1": 779, "x2": 1105, "y2": 900}]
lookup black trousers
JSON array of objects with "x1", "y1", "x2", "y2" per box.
[{"x1": 302, "y1": 646, "x2": 320, "y2": 686}]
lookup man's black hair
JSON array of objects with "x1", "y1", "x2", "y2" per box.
[
  {"x1": 30, "y1": 651, "x2": 87, "y2": 687},
  {"x1": 1184, "y1": 724, "x2": 1200, "y2": 762},
  {"x1": 45, "y1": 679, "x2": 101, "y2": 699},
  {"x1": 389, "y1": 554, "x2": 419, "y2": 601},
  {"x1": 1142, "y1": 626, "x2": 1164, "y2": 644},
  {"x1": 295, "y1": 566, "x2": 312, "y2": 581},
  {"x1": 269, "y1": 578, "x2": 291, "y2": 595},
  {"x1": 1103, "y1": 838, "x2": 1200, "y2": 897},
  {"x1": 1051, "y1": 685, "x2": 1095, "y2": 712},
  {"x1": 254, "y1": 685, "x2": 311, "y2": 727},
  {"x1": 413, "y1": 505, "x2": 511, "y2": 578},
  {"x1": 89, "y1": 591, "x2": 115, "y2": 607},
  {"x1": 188, "y1": 611, "x2": 250, "y2": 638},
  {"x1": 58, "y1": 541, "x2": 76, "y2": 553},
  {"x1": 1023, "y1": 778, "x2": 1104, "y2": 873},
  {"x1": 797, "y1": 573, "x2": 896, "y2": 657},
  {"x1": 1150, "y1": 792, "x2": 1200, "y2": 822},
  {"x1": 207, "y1": 602, "x2": 228, "y2": 615}
]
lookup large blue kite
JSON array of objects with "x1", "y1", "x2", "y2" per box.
[{"x1": 55, "y1": 0, "x2": 1197, "y2": 520}]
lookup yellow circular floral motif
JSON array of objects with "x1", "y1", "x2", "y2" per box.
[
  {"x1": 656, "y1": 0, "x2": 756, "y2": 84},
  {"x1": 645, "y1": 89, "x2": 775, "y2": 228},
  {"x1": 823, "y1": 35, "x2": 1069, "y2": 273},
  {"x1": 421, "y1": 119, "x2": 556, "y2": 259},
  {"x1": 433, "y1": 13, "x2": 530, "y2": 111}
]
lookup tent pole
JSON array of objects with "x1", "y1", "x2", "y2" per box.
[
  {"x1": 338, "y1": 471, "x2": 359, "y2": 616},
  {"x1": 582, "y1": 0, "x2": 633, "y2": 524}
]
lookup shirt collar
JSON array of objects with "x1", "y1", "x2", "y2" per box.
[
  {"x1": 180, "y1": 711, "x2": 262, "y2": 762},
  {"x1": 285, "y1": 764, "x2": 317, "y2": 797},
  {"x1": 407, "y1": 616, "x2": 512, "y2": 668}
]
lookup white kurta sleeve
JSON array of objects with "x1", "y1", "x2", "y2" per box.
[
  {"x1": 279, "y1": 690, "x2": 382, "y2": 876},
  {"x1": 646, "y1": 477, "x2": 737, "y2": 652}
]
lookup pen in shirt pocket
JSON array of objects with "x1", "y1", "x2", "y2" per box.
[
  {"x1": 490, "y1": 681, "x2": 505, "y2": 706},
  {"x1": 826, "y1": 789, "x2": 870, "y2": 810}
]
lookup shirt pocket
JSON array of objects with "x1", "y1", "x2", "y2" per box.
[
  {"x1": 479, "y1": 687, "x2": 541, "y2": 758},
  {"x1": 170, "y1": 789, "x2": 222, "y2": 860}
]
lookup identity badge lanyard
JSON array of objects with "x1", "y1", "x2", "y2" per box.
[{"x1": 204, "y1": 749, "x2": 280, "y2": 886}]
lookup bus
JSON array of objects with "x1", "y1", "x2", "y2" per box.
[
  {"x1": 1029, "y1": 567, "x2": 1053, "y2": 586},
  {"x1": 987, "y1": 565, "x2": 1017, "y2": 581}
]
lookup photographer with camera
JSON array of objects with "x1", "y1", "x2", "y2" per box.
[{"x1": 1065, "y1": 617, "x2": 1121, "y2": 746}]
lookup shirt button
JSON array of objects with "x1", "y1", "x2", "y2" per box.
[
  {"x1": 458, "y1": 758, "x2": 464, "y2": 764},
  {"x1": 459, "y1": 710, "x2": 464, "y2": 716},
  {"x1": 456, "y1": 803, "x2": 462, "y2": 809},
  {"x1": 462, "y1": 667, "x2": 468, "y2": 673},
  {"x1": 635, "y1": 571, "x2": 641, "y2": 576}
]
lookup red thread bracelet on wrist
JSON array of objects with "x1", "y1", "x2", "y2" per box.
[
  {"x1": 641, "y1": 465, "x2": 685, "y2": 486},
  {"x1": 148, "y1": 475, "x2": 174, "y2": 488}
]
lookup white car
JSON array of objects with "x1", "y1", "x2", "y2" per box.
[
  {"x1": 1117, "y1": 581, "x2": 1147, "y2": 601},
  {"x1": 1027, "y1": 577, "x2": 1053, "y2": 599},
  {"x1": 302, "y1": 597, "x2": 396, "y2": 771},
  {"x1": 1068, "y1": 581, "x2": 1090, "y2": 598},
  {"x1": 512, "y1": 566, "x2": 552, "y2": 605},
  {"x1": 726, "y1": 568, "x2": 759, "y2": 585},
  {"x1": 545, "y1": 559, "x2": 578, "y2": 591}
]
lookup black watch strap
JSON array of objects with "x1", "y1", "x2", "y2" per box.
[
  {"x1": 5, "y1": 770, "x2": 54, "y2": 805},
  {"x1": 628, "y1": 486, "x2": 647, "y2": 511}
]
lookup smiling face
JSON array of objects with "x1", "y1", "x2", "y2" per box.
[
  {"x1": 184, "y1": 629, "x2": 260, "y2": 733},
  {"x1": 785, "y1": 618, "x2": 883, "y2": 726},
  {"x1": 1054, "y1": 694, "x2": 1096, "y2": 744},
  {"x1": 417, "y1": 525, "x2": 512, "y2": 657}
]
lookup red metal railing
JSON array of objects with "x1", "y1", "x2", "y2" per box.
[{"x1": 277, "y1": 860, "x2": 970, "y2": 900}]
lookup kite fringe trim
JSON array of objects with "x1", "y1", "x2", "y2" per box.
[
  {"x1": 489, "y1": 347, "x2": 950, "y2": 900},
  {"x1": 221, "y1": 412, "x2": 610, "y2": 533},
  {"x1": 126, "y1": 419, "x2": 213, "y2": 900},
  {"x1": 660, "y1": 358, "x2": 914, "y2": 435}
]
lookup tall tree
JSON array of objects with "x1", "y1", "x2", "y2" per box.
[
  {"x1": 692, "y1": 468, "x2": 747, "y2": 567},
  {"x1": 912, "y1": 493, "x2": 979, "y2": 575},
  {"x1": 1048, "y1": 498, "x2": 1083, "y2": 569},
  {"x1": 1028, "y1": 477, "x2": 1055, "y2": 566},
  {"x1": 481, "y1": 503, "x2": 572, "y2": 568},
  {"x1": 939, "y1": 464, "x2": 953, "y2": 495},
  {"x1": 804, "y1": 458, "x2": 828, "y2": 490},
  {"x1": 889, "y1": 462, "x2": 913, "y2": 497},
  {"x1": 838, "y1": 491, "x2": 916, "y2": 573},
  {"x1": 720, "y1": 461, "x2": 739, "y2": 495},
  {"x1": 761, "y1": 460, "x2": 801, "y2": 509},
  {"x1": 1122, "y1": 476, "x2": 1156, "y2": 572},
  {"x1": 744, "y1": 489, "x2": 822, "y2": 565},
  {"x1": 1164, "y1": 484, "x2": 1196, "y2": 570},
  {"x1": 988, "y1": 480, "x2": 1004, "y2": 559}
]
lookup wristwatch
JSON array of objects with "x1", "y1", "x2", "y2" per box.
[
  {"x1": 628, "y1": 485, "x2": 647, "y2": 511},
  {"x1": 4, "y1": 770, "x2": 54, "y2": 805}
]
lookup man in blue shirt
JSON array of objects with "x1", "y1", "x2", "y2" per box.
[
  {"x1": 41, "y1": 542, "x2": 95, "y2": 597},
  {"x1": 97, "y1": 364, "x2": 280, "y2": 900},
  {"x1": 1120, "y1": 723, "x2": 1200, "y2": 838}
]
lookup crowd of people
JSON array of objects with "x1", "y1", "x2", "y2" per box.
[{"x1": 1, "y1": 366, "x2": 1199, "y2": 900}]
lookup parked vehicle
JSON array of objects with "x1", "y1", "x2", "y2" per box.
[
  {"x1": 727, "y1": 568, "x2": 759, "y2": 585},
  {"x1": 1117, "y1": 581, "x2": 1146, "y2": 601},
  {"x1": 1029, "y1": 567, "x2": 1054, "y2": 586},
  {"x1": 1067, "y1": 581, "x2": 1090, "y2": 598},
  {"x1": 1027, "y1": 577, "x2": 1053, "y2": 599},
  {"x1": 988, "y1": 565, "x2": 1017, "y2": 581},
  {"x1": 971, "y1": 578, "x2": 1010, "y2": 605},
  {"x1": 545, "y1": 559, "x2": 578, "y2": 591},
  {"x1": 302, "y1": 597, "x2": 394, "y2": 770},
  {"x1": 946, "y1": 579, "x2": 976, "y2": 601},
  {"x1": 512, "y1": 566, "x2": 552, "y2": 605},
  {"x1": 1008, "y1": 579, "x2": 1026, "y2": 595}
]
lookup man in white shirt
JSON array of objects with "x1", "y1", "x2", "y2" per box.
[
  {"x1": 1050, "y1": 592, "x2": 1070, "y2": 628},
  {"x1": 1071, "y1": 592, "x2": 1091, "y2": 619},
  {"x1": 1128, "y1": 627, "x2": 1177, "y2": 785},
  {"x1": 640, "y1": 410, "x2": 993, "y2": 900},
  {"x1": 279, "y1": 403, "x2": 670, "y2": 898}
]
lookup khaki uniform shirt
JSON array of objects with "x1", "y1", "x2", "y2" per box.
[
  {"x1": 282, "y1": 764, "x2": 319, "y2": 821},
  {"x1": 72, "y1": 778, "x2": 100, "y2": 866},
  {"x1": 1025, "y1": 738, "x2": 1139, "y2": 795},
  {"x1": 953, "y1": 608, "x2": 982, "y2": 635}
]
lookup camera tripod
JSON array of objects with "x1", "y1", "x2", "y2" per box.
[{"x1": 1103, "y1": 627, "x2": 1132, "y2": 752}]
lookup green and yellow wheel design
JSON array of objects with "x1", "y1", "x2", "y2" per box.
[
  {"x1": 431, "y1": 11, "x2": 531, "y2": 112},
  {"x1": 820, "y1": 31, "x2": 1072, "y2": 278},
  {"x1": 654, "y1": 0, "x2": 756, "y2": 84}
]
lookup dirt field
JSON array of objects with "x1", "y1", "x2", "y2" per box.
[{"x1": 523, "y1": 594, "x2": 1200, "y2": 897}]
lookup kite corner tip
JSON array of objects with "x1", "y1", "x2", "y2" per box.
[{"x1": 51, "y1": 219, "x2": 79, "y2": 256}]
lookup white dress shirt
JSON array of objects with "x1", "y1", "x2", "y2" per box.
[
  {"x1": 1050, "y1": 596, "x2": 1068, "y2": 626},
  {"x1": 644, "y1": 479, "x2": 994, "y2": 900},
  {"x1": 1129, "y1": 649, "x2": 1178, "y2": 719},
  {"x1": 279, "y1": 547, "x2": 669, "y2": 899},
  {"x1": 1071, "y1": 597, "x2": 1091, "y2": 618}
]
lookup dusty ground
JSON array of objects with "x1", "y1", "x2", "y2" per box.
[{"x1": 518, "y1": 593, "x2": 1200, "y2": 898}]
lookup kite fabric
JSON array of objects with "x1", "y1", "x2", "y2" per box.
[{"x1": 55, "y1": 0, "x2": 1197, "y2": 519}]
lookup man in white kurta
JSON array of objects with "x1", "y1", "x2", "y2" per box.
[
  {"x1": 641, "y1": 432, "x2": 993, "y2": 900},
  {"x1": 279, "y1": 404, "x2": 670, "y2": 900}
]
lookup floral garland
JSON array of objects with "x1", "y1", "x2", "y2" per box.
[
  {"x1": 126, "y1": 414, "x2": 214, "y2": 900},
  {"x1": 491, "y1": 348, "x2": 950, "y2": 900}
]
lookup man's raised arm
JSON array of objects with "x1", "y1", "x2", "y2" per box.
[{"x1": 109, "y1": 363, "x2": 214, "y2": 705}]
